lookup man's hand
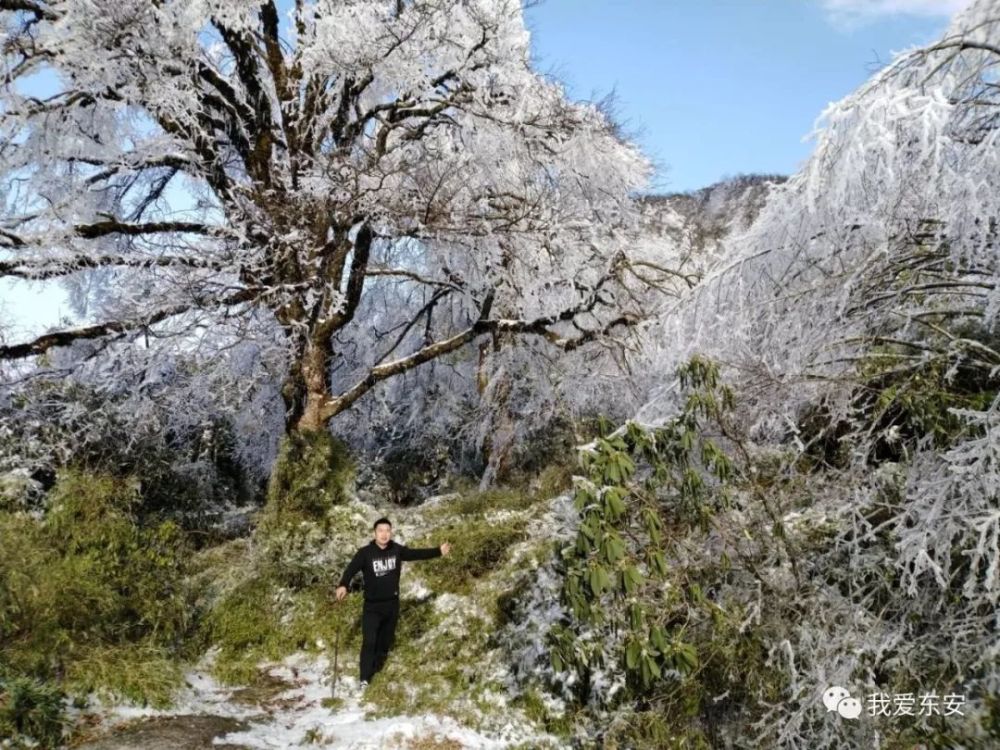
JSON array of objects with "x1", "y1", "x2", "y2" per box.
[
  {"x1": 335, "y1": 585, "x2": 347, "y2": 601},
  {"x1": 440, "y1": 542, "x2": 451, "y2": 556}
]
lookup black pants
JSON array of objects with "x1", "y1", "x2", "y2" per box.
[{"x1": 359, "y1": 599, "x2": 399, "y2": 682}]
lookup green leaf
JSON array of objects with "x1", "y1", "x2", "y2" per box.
[
  {"x1": 616, "y1": 453, "x2": 636, "y2": 481},
  {"x1": 672, "y1": 641, "x2": 699, "y2": 674},
  {"x1": 551, "y1": 651, "x2": 564, "y2": 672},
  {"x1": 643, "y1": 653, "x2": 662, "y2": 680},
  {"x1": 623, "y1": 565, "x2": 644, "y2": 595},
  {"x1": 629, "y1": 602, "x2": 644, "y2": 630},
  {"x1": 604, "y1": 487, "x2": 627, "y2": 520},
  {"x1": 625, "y1": 639, "x2": 641, "y2": 671},
  {"x1": 604, "y1": 461, "x2": 621, "y2": 484},
  {"x1": 649, "y1": 551, "x2": 668, "y2": 577},
  {"x1": 650, "y1": 625, "x2": 667, "y2": 652},
  {"x1": 602, "y1": 532, "x2": 626, "y2": 564},
  {"x1": 680, "y1": 644, "x2": 699, "y2": 672},
  {"x1": 643, "y1": 508, "x2": 663, "y2": 546},
  {"x1": 573, "y1": 486, "x2": 595, "y2": 511},
  {"x1": 589, "y1": 564, "x2": 610, "y2": 595}
]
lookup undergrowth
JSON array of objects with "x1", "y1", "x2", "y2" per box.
[{"x1": 0, "y1": 470, "x2": 194, "y2": 747}]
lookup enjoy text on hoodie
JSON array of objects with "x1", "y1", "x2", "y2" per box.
[{"x1": 338, "y1": 539, "x2": 441, "y2": 603}]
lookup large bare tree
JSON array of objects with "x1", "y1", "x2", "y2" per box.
[{"x1": 0, "y1": 0, "x2": 653, "y2": 444}]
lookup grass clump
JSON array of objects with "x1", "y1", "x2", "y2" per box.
[
  {"x1": 0, "y1": 674, "x2": 65, "y2": 749},
  {"x1": 410, "y1": 517, "x2": 528, "y2": 596},
  {"x1": 200, "y1": 572, "x2": 364, "y2": 685},
  {"x1": 63, "y1": 642, "x2": 183, "y2": 708},
  {"x1": 0, "y1": 470, "x2": 194, "y2": 745}
]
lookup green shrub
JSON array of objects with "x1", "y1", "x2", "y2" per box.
[
  {"x1": 0, "y1": 675, "x2": 66, "y2": 749},
  {"x1": 0, "y1": 470, "x2": 193, "y2": 707},
  {"x1": 63, "y1": 641, "x2": 183, "y2": 708},
  {"x1": 200, "y1": 571, "x2": 365, "y2": 685}
]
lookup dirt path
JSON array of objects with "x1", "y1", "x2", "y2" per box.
[{"x1": 72, "y1": 715, "x2": 252, "y2": 750}]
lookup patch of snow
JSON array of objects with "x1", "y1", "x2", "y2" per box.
[{"x1": 77, "y1": 649, "x2": 558, "y2": 749}]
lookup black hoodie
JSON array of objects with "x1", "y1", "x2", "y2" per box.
[{"x1": 338, "y1": 539, "x2": 441, "y2": 603}]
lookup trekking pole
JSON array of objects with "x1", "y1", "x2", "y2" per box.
[
  {"x1": 331, "y1": 620, "x2": 340, "y2": 699},
  {"x1": 330, "y1": 597, "x2": 341, "y2": 700}
]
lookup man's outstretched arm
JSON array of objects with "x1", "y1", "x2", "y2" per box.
[
  {"x1": 335, "y1": 549, "x2": 364, "y2": 600},
  {"x1": 400, "y1": 542, "x2": 451, "y2": 561}
]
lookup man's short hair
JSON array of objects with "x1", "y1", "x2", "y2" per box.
[{"x1": 373, "y1": 517, "x2": 392, "y2": 530}]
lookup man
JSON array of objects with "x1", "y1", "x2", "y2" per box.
[{"x1": 335, "y1": 517, "x2": 451, "y2": 686}]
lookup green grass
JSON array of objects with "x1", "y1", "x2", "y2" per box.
[
  {"x1": 0, "y1": 471, "x2": 193, "y2": 712},
  {"x1": 201, "y1": 573, "x2": 365, "y2": 684},
  {"x1": 410, "y1": 517, "x2": 529, "y2": 596},
  {"x1": 0, "y1": 675, "x2": 66, "y2": 749}
]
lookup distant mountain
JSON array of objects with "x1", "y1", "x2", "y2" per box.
[{"x1": 636, "y1": 174, "x2": 787, "y2": 279}]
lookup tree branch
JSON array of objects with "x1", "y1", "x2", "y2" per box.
[
  {"x1": 0, "y1": 254, "x2": 223, "y2": 279},
  {"x1": 321, "y1": 287, "x2": 640, "y2": 421},
  {"x1": 72, "y1": 220, "x2": 221, "y2": 239},
  {"x1": 0, "y1": 288, "x2": 256, "y2": 360},
  {"x1": 0, "y1": 0, "x2": 57, "y2": 21}
]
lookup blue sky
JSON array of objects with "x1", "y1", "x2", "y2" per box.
[{"x1": 525, "y1": 0, "x2": 963, "y2": 192}]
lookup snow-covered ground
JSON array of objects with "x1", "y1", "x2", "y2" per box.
[{"x1": 76, "y1": 650, "x2": 559, "y2": 749}]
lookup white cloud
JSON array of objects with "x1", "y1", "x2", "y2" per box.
[{"x1": 821, "y1": 0, "x2": 971, "y2": 23}]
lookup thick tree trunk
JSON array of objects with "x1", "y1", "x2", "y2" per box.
[
  {"x1": 268, "y1": 342, "x2": 349, "y2": 523},
  {"x1": 295, "y1": 343, "x2": 333, "y2": 433},
  {"x1": 282, "y1": 338, "x2": 335, "y2": 435}
]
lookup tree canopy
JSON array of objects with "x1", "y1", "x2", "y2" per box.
[{"x1": 0, "y1": 0, "x2": 655, "y2": 445}]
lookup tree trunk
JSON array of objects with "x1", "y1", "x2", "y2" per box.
[
  {"x1": 282, "y1": 338, "x2": 335, "y2": 435},
  {"x1": 296, "y1": 342, "x2": 333, "y2": 433}
]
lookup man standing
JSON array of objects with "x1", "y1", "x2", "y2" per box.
[{"x1": 335, "y1": 517, "x2": 451, "y2": 685}]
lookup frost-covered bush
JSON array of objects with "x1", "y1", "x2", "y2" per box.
[
  {"x1": 0, "y1": 343, "x2": 277, "y2": 527},
  {"x1": 542, "y1": 5, "x2": 1000, "y2": 745},
  {"x1": 539, "y1": 353, "x2": 998, "y2": 747}
]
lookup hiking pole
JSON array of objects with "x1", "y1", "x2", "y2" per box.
[
  {"x1": 330, "y1": 597, "x2": 341, "y2": 700},
  {"x1": 331, "y1": 619, "x2": 340, "y2": 699}
]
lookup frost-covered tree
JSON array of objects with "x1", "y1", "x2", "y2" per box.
[
  {"x1": 0, "y1": 0, "x2": 650, "y2": 455},
  {"x1": 616, "y1": 1, "x2": 1000, "y2": 745}
]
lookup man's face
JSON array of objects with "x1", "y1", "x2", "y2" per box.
[{"x1": 374, "y1": 523, "x2": 392, "y2": 546}]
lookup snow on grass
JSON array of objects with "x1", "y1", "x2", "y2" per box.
[
  {"x1": 219, "y1": 652, "x2": 554, "y2": 749},
  {"x1": 76, "y1": 649, "x2": 557, "y2": 749}
]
